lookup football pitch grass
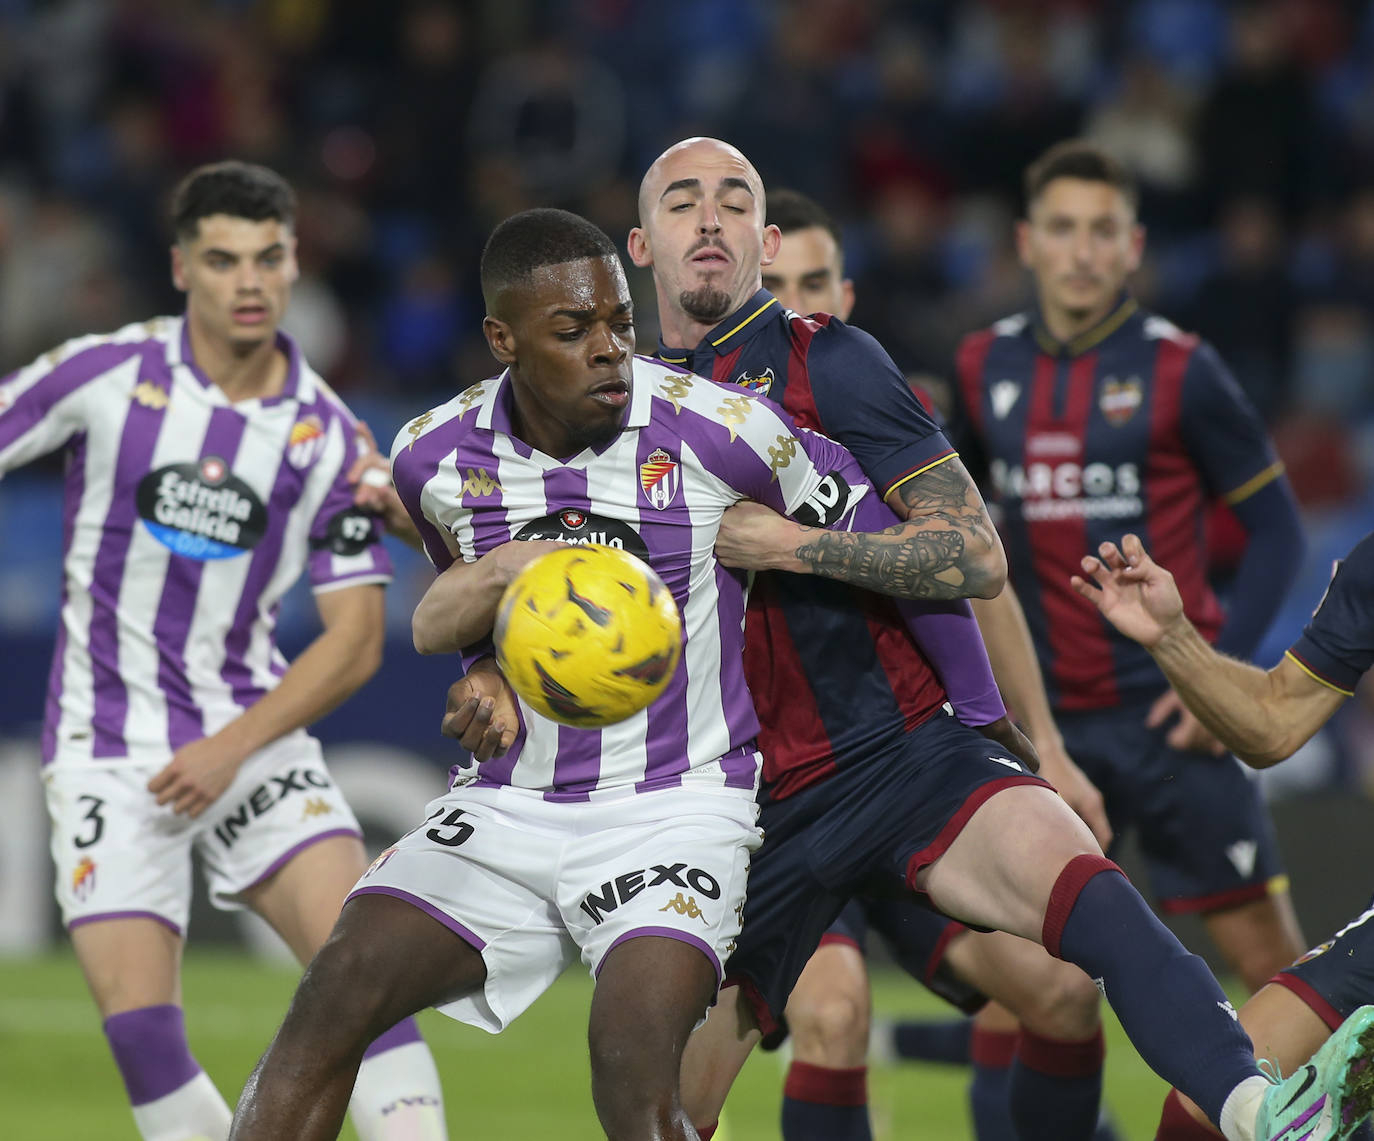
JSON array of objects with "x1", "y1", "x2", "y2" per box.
[{"x1": 0, "y1": 950, "x2": 1184, "y2": 1139}]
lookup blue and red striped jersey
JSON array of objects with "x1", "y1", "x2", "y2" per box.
[
  {"x1": 658, "y1": 290, "x2": 958, "y2": 799},
  {"x1": 952, "y1": 297, "x2": 1284, "y2": 712}
]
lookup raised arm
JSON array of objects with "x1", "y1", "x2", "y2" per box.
[{"x1": 1072, "y1": 533, "x2": 1347, "y2": 767}]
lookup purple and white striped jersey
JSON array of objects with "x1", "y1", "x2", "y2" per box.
[
  {"x1": 391, "y1": 355, "x2": 876, "y2": 802},
  {"x1": 0, "y1": 316, "x2": 392, "y2": 767}
]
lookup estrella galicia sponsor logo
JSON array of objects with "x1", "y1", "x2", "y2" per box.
[
  {"x1": 137, "y1": 457, "x2": 267, "y2": 560},
  {"x1": 213, "y1": 767, "x2": 333, "y2": 848},
  {"x1": 579, "y1": 863, "x2": 722, "y2": 924},
  {"x1": 514, "y1": 510, "x2": 649, "y2": 560}
]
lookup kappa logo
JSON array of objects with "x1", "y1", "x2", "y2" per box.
[
  {"x1": 990, "y1": 380, "x2": 1020, "y2": 420},
  {"x1": 733, "y1": 367, "x2": 774, "y2": 396},
  {"x1": 659, "y1": 893, "x2": 709, "y2": 923},
  {"x1": 214, "y1": 767, "x2": 334, "y2": 848},
  {"x1": 1226, "y1": 839, "x2": 1258, "y2": 879},
  {"x1": 580, "y1": 863, "x2": 722, "y2": 924},
  {"x1": 457, "y1": 383, "x2": 488, "y2": 416},
  {"x1": 1100, "y1": 376, "x2": 1143, "y2": 426},
  {"x1": 460, "y1": 468, "x2": 503, "y2": 498},
  {"x1": 640, "y1": 448, "x2": 679, "y2": 511},
  {"x1": 716, "y1": 395, "x2": 754, "y2": 441},
  {"x1": 301, "y1": 797, "x2": 334, "y2": 820},
  {"x1": 132, "y1": 380, "x2": 169, "y2": 410},
  {"x1": 767, "y1": 434, "x2": 797, "y2": 481},
  {"x1": 659, "y1": 375, "x2": 694, "y2": 412},
  {"x1": 405, "y1": 411, "x2": 435, "y2": 449}
]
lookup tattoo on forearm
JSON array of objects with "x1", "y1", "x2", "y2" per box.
[{"x1": 795, "y1": 459, "x2": 1001, "y2": 600}]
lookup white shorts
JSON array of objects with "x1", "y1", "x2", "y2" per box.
[
  {"x1": 46, "y1": 732, "x2": 362, "y2": 934},
  {"x1": 350, "y1": 781, "x2": 763, "y2": 1033}
]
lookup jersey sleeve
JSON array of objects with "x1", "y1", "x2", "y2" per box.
[
  {"x1": 390, "y1": 416, "x2": 461, "y2": 573},
  {"x1": 306, "y1": 418, "x2": 393, "y2": 593},
  {"x1": 803, "y1": 320, "x2": 958, "y2": 499},
  {"x1": 0, "y1": 339, "x2": 143, "y2": 476},
  {"x1": 1178, "y1": 341, "x2": 1284, "y2": 504},
  {"x1": 1285, "y1": 532, "x2": 1374, "y2": 696}
]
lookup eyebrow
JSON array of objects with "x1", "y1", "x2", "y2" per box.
[
  {"x1": 659, "y1": 176, "x2": 755, "y2": 200},
  {"x1": 202, "y1": 243, "x2": 286, "y2": 259},
  {"x1": 550, "y1": 301, "x2": 633, "y2": 320}
]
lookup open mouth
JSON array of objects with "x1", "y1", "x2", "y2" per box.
[
  {"x1": 588, "y1": 379, "x2": 630, "y2": 408},
  {"x1": 692, "y1": 248, "x2": 730, "y2": 267},
  {"x1": 232, "y1": 305, "x2": 270, "y2": 325}
]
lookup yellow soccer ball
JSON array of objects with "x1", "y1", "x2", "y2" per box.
[{"x1": 494, "y1": 544, "x2": 682, "y2": 728}]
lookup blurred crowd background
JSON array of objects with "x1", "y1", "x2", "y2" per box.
[{"x1": 2, "y1": 0, "x2": 1374, "y2": 792}]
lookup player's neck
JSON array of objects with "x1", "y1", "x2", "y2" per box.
[
  {"x1": 654, "y1": 285, "x2": 753, "y2": 352},
  {"x1": 187, "y1": 317, "x2": 287, "y2": 403},
  {"x1": 1040, "y1": 298, "x2": 1117, "y2": 346}
]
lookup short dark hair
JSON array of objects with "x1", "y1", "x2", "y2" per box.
[
  {"x1": 170, "y1": 161, "x2": 296, "y2": 242},
  {"x1": 480, "y1": 208, "x2": 621, "y2": 311},
  {"x1": 1024, "y1": 140, "x2": 1137, "y2": 213},
  {"x1": 766, "y1": 188, "x2": 843, "y2": 247}
]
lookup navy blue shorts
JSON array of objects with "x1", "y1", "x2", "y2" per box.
[
  {"x1": 828, "y1": 896, "x2": 984, "y2": 1014},
  {"x1": 1275, "y1": 895, "x2": 1374, "y2": 1031},
  {"x1": 1058, "y1": 694, "x2": 1286, "y2": 913},
  {"x1": 725, "y1": 710, "x2": 1043, "y2": 1035}
]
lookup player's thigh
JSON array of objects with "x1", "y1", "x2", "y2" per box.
[
  {"x1": 195, "y1": 733, "x2": 363, "y2": 923},
  {"x1": 240, "y1": 832, "x2": 368, "y2": 964},
  {"x1": 1269, "y1": 898, "x2": 1374, "y2": 1042},
  {"x1": 785, "y1": 930, "x2": 872, "y2": 1067},
  {"x1": 945, "y1": 927, "x2": 1101, "y2": 1041},
  {"x1": 46, "y1": 763, "x2": 196, "y2": 929},
  {"x1": 351, "y1": 786, "x2": 576, "y2": 1034}
]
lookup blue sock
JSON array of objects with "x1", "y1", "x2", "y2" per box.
[
  {"x1": 1008, "y1": 1027, "x2": 1104, "y2": 1141},
  {"x1": 893, "y1": 1017, "x2": 973, "y2": 1064},
  {"x1": 969, "y1": 1026, "x2": 1017, "y2": 1140},
  {"x1": 781, "y1": 1061, "x2": 871, "y2": 1141},
  {"x1": 1092, "y1": 1108, "x2": 1124, "y2": 1141},
  {"x1": 1045, "y1": 856, "x2": 1258, "y2": 1127}
]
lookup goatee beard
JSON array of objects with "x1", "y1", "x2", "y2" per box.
[{"x1": 680, "y1": 286, "x2": 733, "y2": 325}]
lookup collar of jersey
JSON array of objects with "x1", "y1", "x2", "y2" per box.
[
  {"x1": 656, "y1": 289, "x2": 781, "y2": 363},
  {"x1": 1031, "y1": 293, "x2": 1138, "y2": 358},
  {"x1": 474, "y1": 362, "x2": 653, "y2": 458},
  {"x1": 170, "y1": 314, "x2": 306, "y2": 407}
]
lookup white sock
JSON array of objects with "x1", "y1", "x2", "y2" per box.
[
  {"x1": 350, "y1": 1039, "x2": 448, "y2": 1141},
  {"x1": 1218, "y1": 1074, "x2": 1271, "y2": 1141},
  {"x1": 130, "y1": 1071, "x2": 233, "y2": 1141}
]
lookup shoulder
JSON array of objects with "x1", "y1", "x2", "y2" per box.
[
  {"x1": 1138, "y1": 311, "x2": 1202, "y2": 353},
  {"x1": 955, "y1": 313, "x2": 1031, "y2": 373},
  {"x1": 28, "y1": 316, "x2": 171, "y2": 381},
  {"x1": 389, "y1": 382, "x2": 493, "y2": 463}
]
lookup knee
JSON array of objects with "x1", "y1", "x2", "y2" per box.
[
  {"x1": 1014, "y1": 961, "x2": 1101, "y2": 1042},
  {"x1": 589, "y1": 1033, "x2": 679, "y2": 1138},
  {"x1": 788, "y1": 982, "x2": 870, "y2": 1067},
  {"x1": 290, "y1": 933, "x2": 395, "y2": 1038}
]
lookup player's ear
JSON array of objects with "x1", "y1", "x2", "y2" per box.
[
  {"x1": 1127, "y1": 223, "x2": 1146, "y2": 274},
  {"x1": 626, "y1": 227, "x2": 652, "y2": 269},
  {"x1": 171, "y1": 244, "x2": 188, "y2": 293},
  {"x1": 1014, "y1": 219, "x2": 1033, "y2": 269},
  {"x1": 761, "y1": 223, "x2": 781, "y2": 266},
  {"x1": 483, "y1": 316, "x2": 518, "y2": 365},
  {"x1": 283, "y1": 233, "x2": 300, "y2": 285}
]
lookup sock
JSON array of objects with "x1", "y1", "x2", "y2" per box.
[
  {"x1": 781, "y1": 1061, "x2": 871, "y2": 1141},
  {"x1": 1093, "y1": 1107, "x2": 1126, "y2": 1141},
  {"x1": 1009, "y1": 1026, "x2": 1105, "y2": 1141},
  {"x1": 349, "y1": 1018, "x2": 447, "y2": 1141},
  {"x1": 969, "y1": 1025, "x2": 1018, "y2": 1141},
  {"x1": 1045, "y1": 856, "x2": 1259, "y2": 1131},
  {"x1": 892, "y1": 1017, "x2": 974, "y2": 1064},
  {"x1": 104, "y1": 1005, "x2": 231, "y2": 1141},
  {"x1": 1217, "y1": 1076, "x2": 1268, "y2": 1141},
  {"x1": 1156, "y1": 1087, "x2": 1223, "y2": 1139}
]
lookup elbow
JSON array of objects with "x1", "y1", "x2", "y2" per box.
[
  {"x1": 1235, "y1": 732, "x2": 1299, "y2": 771},
  {"x1": 969, "y1": 543, "x2": 1008, "y2": 600}
]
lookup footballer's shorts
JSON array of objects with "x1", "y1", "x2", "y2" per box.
[
  {"x1": 349, "y1": 781, "x2": 762, "y2": 1034},
  {"x1": 1058, "y1": 692, "x2": 1287, "y2": 913},
  {"x1": 1273, "y1": 894, "x2": 1374, "y2": 1031},
  {"x1": 724, "y1": 709, "x2": 1043, "y2": 1036},
  {"x1": 46, "y1": 731, "x2": 362, "y2": 935}
]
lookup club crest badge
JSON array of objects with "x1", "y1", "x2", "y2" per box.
[
  {"x1": 734, "y1": 367, "x2": 774, "y2": 396},
  {"x1": 1100, "y1": 376, "x2": 1143, "y2": 426},
  {"x1": 288, "y1": 414, "x2": 325, "y2": 468},
  {"x1": 640, "y1": 448, "x2": 680, "y2": 511},
  {"x1": 990, "y1": 380, "x2": 1020, "y2": 420}
]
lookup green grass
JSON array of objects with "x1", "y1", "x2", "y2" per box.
[{"x1": 0, "y1": 950, "x2": 1183, "y2": 1139}]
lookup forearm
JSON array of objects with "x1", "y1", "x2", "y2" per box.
[
  {"x1": 412, "y1": 557, "x2": 507, "y2": 655},
  {"x1": 970, "y1": 588, "x2": 1061, "y2": 748},
  {"x1": 1150, "y1": 618, "x2": 1293, "y2": 765},
  {"x1": 895, "y1": 598, "x2": 1005, "y2": 725},
  {"x1": 208, "y1": 613, "x2": 383, "y2": 761}
]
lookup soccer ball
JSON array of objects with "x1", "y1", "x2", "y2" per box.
[{"x1": 494, "y1": 544, "x2": 682, "y2": 728}]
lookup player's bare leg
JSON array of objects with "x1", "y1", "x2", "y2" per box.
[
  {"x1": 1159, "y1": 983, "x2": 1334, "y2": 1138},
  {"x1": 787, "y1": 942, "x2": 871, "y2": 1067},
  {"x1": 1202, "y1": 894, "x2": 1306, "y2": 995},
  {"x1": 589, "y1": 936, "x2": 721, "y2": 1141},
  {"x1": 230, "y1": 894, "x2": 484, "y2": 1141},
  {"x1": 71, "y1": 916, "x2": 183, "y2": 1017},
  {"x1": 681, "y1": 985, "x2": 763, "y2": 1132}
]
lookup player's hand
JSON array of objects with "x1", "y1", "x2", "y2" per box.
[
  {"x1": 442, "y1": 657, "x2": 520, "y2": 761},
  {"x1": 1070, "y1": 534, "x2": 1186, "y2": 648},
  {"x1": 714, "y1": 501, "x2": 800, "y2": 571},
  {"x1": 347, "y1": 420, "x2": 423, "y2": 549},
  {"x1": 484, "y1": 539, "x2": 570, "y2": 585},
  {"x1": 147, "y1": 736, "x2": 245, "y2": 818},
  {"x1": 1145, "y1": 689, "x2": 1228, "y2": 756},
  {"x1": 1034, "y1": 737, "x2": 1113, "y2": 850},
  {"x1": 978, "y1": 716, "x2": 1040, "y2": 773}
]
